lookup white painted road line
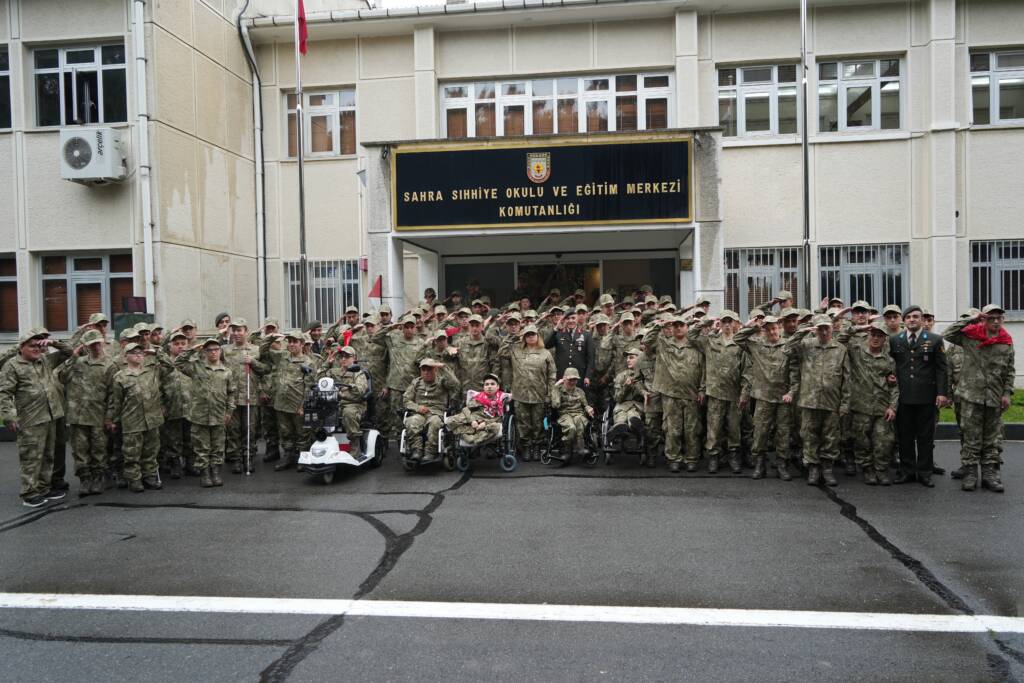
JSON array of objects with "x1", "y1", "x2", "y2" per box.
[{"x1": 0, "y1": 593, "x2": 1022, "y2": 634}]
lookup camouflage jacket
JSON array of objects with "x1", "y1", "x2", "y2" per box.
[
  {"x1": 107, "y1": 365, "x2": 164, "y2": 433},
  {"x1": 600, "y1": 333, "x2": 634, "y2": 378},
  {"x1": 403, "y1": 373, "x2": 459, "y2": 416},
  {"x1": 453, "y1": 335, "x2": 495, "y2": 391},
  {"x1": 173, "y1": 351, "x2": 236, "y2": 426},
  {"x1": 259, "y1": 339, "x2": 315, "y2": 414},
  {"x1": 372, "y1": 328, "x2": 421, "y2": 391},
  {"x1": 592, "y1": 330, "x2": 615, "y2": 387},
  {"x1": 942, "y1": 319, "x2": 1015, "y2": 408},
  {"x1": 641, "y1": 326, "x2": 704, "y2": 399},
  {"x1": 319, "y1": 365, "x2": 369, "y2": 408},
  {"x1": 0, "y1": 354, "x2": 67, "y2": 427},
  {"x1": 689, "y1": 321, "x2": 746, "y2": 402},
  {"x1": 734, "y1": 327, "x2": 787, "y2": 403},
  {"x1": 613, "y1": 368, "x2": 645, "y2": 409},
  {"x1": 57, "y1": 353, "x2": 117, "y2": 427},
  {"x1": 161, "y1": 351, "x2": 192, "y2": 421},
  {"x1": 498, "y1": 340, "x2": 556, "y2": 404},
  {"x1": 946, "y1": 344, "x2": 964, "y2": 396},
  {"x1": 222, "y1": 343, "x2": 264, "y2": 407},
  {"x1": 785, "y1": 327, "x2": 850, "y2": 413},
  {"x1": 551, "y1": 384, "x2": 589, "y2": 417},
  {"x1": 845, "y1": 344, "x2": 899, "y2": 416}
]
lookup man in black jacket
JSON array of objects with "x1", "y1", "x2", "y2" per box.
[
  {"x1": 545, "y1": 305, "x2": 595, "y2": 387},
  {"x1": 890, "y1": 305, "x2": 948, "y2": 486}
]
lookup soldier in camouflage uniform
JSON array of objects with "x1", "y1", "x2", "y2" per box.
[
  {"x1": 417, "y1": 330, "x2": 463, "y2": 390},
  {"x1": 498, "y1": 324, "x2": 557, "y2": 461},
  {"x1": 249, "y1": 319, "x2": 282, "y2": 463},
  {"x1": 320, "y1": 345, "x2": 370, "y2": 458},
  {"x1": 690, "y1": 312, "x2": 746, "y2": 474},
  {"x1": 943, "y1": 305, "x2": 1015, "y2": 492},
  {"x1": 734, "y1": 315, "x2": 794, "y2": 480},
  {"x1": 609, "y1": 347, "x2": 645, "y2": 446},
  {"x1": 260, "y1": 331, "x2": 315, "y2": 472},
  {"x1": 0, "y1": 330, "x2": 71, "y2": 507},
  {"x1": 403, "y1": 358, "x2": 460, "y2": 462},
  {"x1": 637, "y1": 338, "x2": 663, "y2": 468},
  {"x1": 372, "y1": 316, "x2": 422, "y2": 440},
  {"x1": 601, "y1": 312, "x2": 637, "y2": 379},
  {"x1": 588, "y1": 313, "x2": 614, "y2": 419},
  {"x1": 355, "y1": 317, "x2": 389, "y2": 438},
  {"x1": 446, "y1": 373, "x2": 505, "y2": 447},
  {"x1": 784, "y1": 315, "x2": 850, "y2": 486},
  {"x1": 550, "y1": 367, "x2": 594, "y2": 463},
  {"x1": 223, "y1": 319, "x2": 262, "y2": 474},
  {"x1": 160, "y1": 329, "x2": 191, "y2": 479},
  {"x1": 843, "y1": 321, "x2": 899, "y2": 485},
  {"x1": 172, "y1": 337, "x2": 236, "y2": 486},
  {"x1": 57, "y1": 329, "x2": 116, "y2": 496},
  {"x1": 642, "y1": 316, "x2": 704, "y2": 472},
  {"x1": 107, "y1": 343, "x2": 165, "y2": 493},
  {"x1": 452, "y1": 314, "x2": 495, "y2": 392}
]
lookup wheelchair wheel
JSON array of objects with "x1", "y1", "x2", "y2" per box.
[
  {"x1": 370, "y1": 438, "x2": 386, "y2": 468},
  {"x1": 500, "y1": 454, "x2": 517, "y2": 472},
  {"x1": 455, "y1": 452, "x2": 470, "y2": 472},
  {"x1": 585, "y1": 451, "x2": 599, "y2": 467},
  {"x1": 604, "y1": 450, "x2": 613, "y2": 466},
  {"x1": 322, "y1": 470, "x2": 335, "y2": 485},
  {"x1": 442, "y1": 453, "x2": 456, "y2": 471},
  {"x1": 539, "y1": 447, "x2": 552, "y2": 466}
]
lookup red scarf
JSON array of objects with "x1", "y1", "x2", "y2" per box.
[
  {"x1": 472, "y1": 390, "x2": 506, "y2": 418},
  {"x1": 961, "y1": 322, "x2": 1013, "y2": 348}
]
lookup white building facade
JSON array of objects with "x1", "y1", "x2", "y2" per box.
[{"x1": 0, "y1": 0, "x2": 1021, "y2": 381}]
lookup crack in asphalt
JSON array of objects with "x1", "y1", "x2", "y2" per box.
[
  {"x1": 0, "y1": 503, "x2": 82, "y2": 535},
  {"x1": 0, "y1": 626, "x2": 293, "y2": 648},
  {"x1": 257, "y1": 471, "x2": 473, "y2": 683}
]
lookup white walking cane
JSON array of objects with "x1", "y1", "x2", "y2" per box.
[{"x1": 245, "y1": 361, "x2": 252, "y2": 476}]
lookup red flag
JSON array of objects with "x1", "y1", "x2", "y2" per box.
[
  {"x1": 368, "y1": 275, "x2": 382, "y2": 300},
  {"x1": 297, "y1": 0, "x2": 308, "y2": 55}
]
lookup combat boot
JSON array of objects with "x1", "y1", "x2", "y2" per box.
[
  {"x1": 645, "y1": 450, "x2": 657, "y2": 468},
  {"x1": 262, "y1": 449, "x2": 281, "y2": 463},
  {"x1": 776, "y1": 459, "x2": 792, "y2": 481},
  {"x1": 685, "y1": 462, "x2": 698, "y2": 473},
  {"x1": 185, "y1": 457, "x2": 202, "y2": 477},
  {"x1": 821, "y1": 464, "x2": 838, "y2": 487},
  {"x1": 728, "y1": 450, "x2": 742, "y2": 474},
  {"x1": 199, "y1": 468, "x2": 213, "y2": 487},
  {"x1": 211, "y1": 466, "x2": 223, "y2": 487},
  {"x1": 78, "y1": 478, "x2": 93, "y2": 498},
  {"x1": 274, "y1": 453, "x2": 296, "y2": 471},
  {"x1": 114, "y1": 472, "x2": 127, "y2": 489},
  {"x1": 806, "y1": 464, "x2": 821, "y2": 486},
  {"x1": 863, "y1": 469, "x2": 878, "y2": 486},
  {"x1": 980, "y1": 465, "x2": 1004, "y2": 493},
  {"x1": 169, "y1": 459, "x2": 183, "y2": 480},
  {"x1": 669, "y1": 461, "x2": 682, "y2": 473},
  {"x1": 752, "y1": 456, "x2": 765, "y2": 479},
  {"x1": 89, "y1": 477, "x2": 105, "y2": 495},
  {"x1": 950, "y1": 466, "x2": 964, "y2": 480},
  {"x1": 349, "y1": 441, "x2": 363, "y2": 460},
  {"x1": 878, "y1": 470, "x2": 892, "y2": 486},
  {"x1": 128, "y1": 479, "x2": 144, "y2": 493},
  {"x1": 142, "y1": 476, "x2": 162, "y2": 490},
  {"x1": 843, "y1": 452, "x2": 857, "y2": 477},
  {"x1": 708, "y1": 456, "x2": 719, "y2": 474},
  {"x1": 960, "y1": 465, "x2": 978, "y2": 491},
  {"x1": 231, "y1": 461, "x2": 244, "y2": 474}
]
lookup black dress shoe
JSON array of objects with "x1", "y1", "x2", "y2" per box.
[
  {"x1": 919, "y1": 475, "x2": 934, "y2": 488},
  {"x1": 894, "y1": 471, "x2": 916, "y2": 484}
]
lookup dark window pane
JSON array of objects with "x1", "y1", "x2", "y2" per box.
[
  {"x1": 531, "y1": 80, "x2": 552, "y2": 97},
  {"x1": 0, "y1": 281, "x2": 17, "y2": 333},
  {"x1": 778, "y1": 64, "x2": 797, "y2": 82},
  {"x1": 718, "y1": 69, "x2": 736, "y2": 87},
  {"x1": 287, "y1": 112, "x2": 297, "y2": 156},
  {"x1": 532, "y1": 100, "x2": 553, "y2": 135},
  {"x1": 586, "y1": 100, "x2": 608, "y2": 132},
  {"x1": 109, "y1": 253, "x2": 133, "y2": 272},
  {"x1": 616, "y1": 96, "x2": 637, "y2": 131},
  {"x1": 616, "y1": 75, "x2": 637, "y2": 92},
  {"x1": 0, "y1": 258, "x2": 13, "y2": 276},
  {"x1": 66, "y1": 49, "x2": 94, "y2": 65},
  {"x1": 502, "y1": 82, "x2": 525, "y2": 96},
  {"x1": 446, "y1": 108, "x2": 467, "y2": 139},
  {"x1": 557, "y1": 99, "x2": 578, "y2": 133},
  {"x1": 75, "y1": 282, "x2": 102, "y2": 326},
  {"x1": 34, "y1": 49, "x2": 59, "y2": 69},
  {"x1": 475, "y1": 103, "x2": 495, "y2": 136},
  {"x1": 36, "y1": 73, "x2": 61, "y2": 126},
  {"x1": 880, "y1": 58, "x2": 900, "y2": 77},
  {"x1": 75, "y1": 70, "x2": 100, "y2": 124},
  {"x1": 110, "y1": 277, "x2": 133, "y2": 314},
  {"x1": 819, "y1": 84, "x2": 838, "y2": 131},
  {"x1": 43, "y1": 256, "x2": 66, "y2": 274},
  {"x1": 444, "y1": 85, "x2": 466, "y2": 99},
  {"x1": 0, "y1": 47, "x2": 8, "y2": 71},
  {"x1": 970, "y1": 53, "x2": 990, "y2": 72},
  {"x1": 742, "y1": 66, "x2": 772, "y2": 83},
  {"x1": 646, "y1": 98, "x2": 668, "y2": 130},
  {"x1": 818, "y1": 62, "x2": 837, "y2": 80},
  {"x1": 74, "y1": 257, "x2": 103, "y2": 271},
  {"x1": 880, "y1": 81, "x2": 900, "y2": 129},
  {"x1": 474, "y1": 82, "x2": 494, "y2": 99},
  {"x1": 102, "y1": 44, "x2": 126, "y2": 65},
  {"x1": 102, "y1": 69, "x2": 127, "y2": 122},
  {"x1": 503, "y1": 105, "x2": 524, "y2": 136},
  {"x1": 718, "y1": 92, "x2": 736, "y2": 136},
  {"x1": 0, "y1": 76, "x2": 10, "y2": 129},
  {"x1": 644, "y1": 75, "x2": 669, "y2": 88},
  {"x1": 43, "y1": 280, "x2": 68, "y2": 331},
  {"x1": 340, "y1": 110, "x2": 356, "y2": 154},
  {"x1": 584, "y1": 78, "x2": 609, "y2": 91},
  {"x1": 557, "y1": 78, "x2": 577, "y2": 95}
]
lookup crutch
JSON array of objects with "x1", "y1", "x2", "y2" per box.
[{"x1": 245, "y1": 360, "x2": 253, "y2": 476}]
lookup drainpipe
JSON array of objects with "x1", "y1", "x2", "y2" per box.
[
  {"x1": 132, "y1": 0, "x2": 156, "y2": 310},
  {"x1": 237, "y1": 1, "x2": 268, "y2": 320}
]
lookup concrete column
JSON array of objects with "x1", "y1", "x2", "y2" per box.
[
  {"x1": 674, "y1": 10, "x2": 699, "y2": 128},
  {"x1": 364, "y1": 144, "x2": 405, "y2": 313},
  {"x1": 693, "y1": 131, "x2": 724, "y2": 310},
  {"x1": 413, "y1": 26, "x2": 437, "y2": 139}
]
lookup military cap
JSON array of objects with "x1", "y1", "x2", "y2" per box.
[
  {"x1": 522, "y1": 324, "x2": 539, "y2": 335},
  {"x1": 180, "y1": 319, "x2": 197, "y2": 329},
  {"x1": 762, "y1": 315, "x2": 780, "y2": 325},
  {"x1": 169, "y1": 329, "x2": 188, "y2": 341},
  {"x1": 123, "y1": 342, "x2": 143, "y2": 353},
  {"x1": 562, "y1": 367, "x2": 581, "y2": 380},
  {"x1": 775, "y1": 290, "x2": 793, "y2": 301},
  {"x1": 882, "y1": 304, "x2": 903, "y2": 316},
  {"x1": 506, "y1": 312, "x2": 522, "y2": 322},
  {"x1": 826, "y1": 307, "x2": 843, "y2": 319},
  {"x1": 433, "y1": 329, "x2": 448, "y2": 341},
  {"x1": 400, "y1": 316, "x2": 416, "y2": 326},
  {"x1": 868, "y1": 320, "x2": 890, "y2": 334},
  {"x1": 718, "y1": 310, "x2": 740, "y2": 322},
  {"x1": 548, "y1": 288, "x2": 561, "y2": 296},
  {"x1": 119, "y1": 328, "x2": 140, "y2": 341},
  {"x1": 434, "y1": 305, "x2": 447, "y2": 315},
  {"x1": 828, "y1": 297, "x2": 844, "y2": 306},
  {"x1": 151, "y1": 322, "x2": 164, "y2": 332},
  {"x1": 634, "y1": 329, "x2": 647, "y2": 339},
  {"x1": 592, "y1": 313, "x2": 610, "y2": 325},
  {"x1": 457, "y1": 307, "x2": 472, "y2": 316},
  {"x1": 644, "y1": 295, "x2": 658, "y2": 305},
  {"x1": 598, "y1": 293, "x2": 615, "y2": 306},
  {"x1": 523, "y1": 309, "x2": 538, "y2": 319},
  {"x1": 921, "y1": 307, "x2": 934, "y2": 318},
  {"x1": 28, "y1": 326, "x2": 50, "y2": 338},
  {"x1": 662, "y1": 303, "x2": 678, "y2": 312},
  {"x1": 471, "y1": 299, "x2": 484, "y2": 306},
  {"x1": 481, "y1": 295, "x2": 492, "y2": 305},
  {"x1": 750, "y1": 309, "x2": 765, "y2": 319},
  {"x1": 549, "y1": 304, "x2": 565, "y2": 313},
  {"x1": 780, "y1": 307, "x2": 799, "y2": 318},
  {"x1": 339, "y1": 345, "x2": 356, "y2": 356},
  {"x1": 575, "y1": 304, "x2": 588, "y2": 313},
  {"x1": 378, "y1": 304, "x2": 392, "y2": 314},
  {"x1": 230, "y1": 318, "x2": 248, "y2": 329},
  {"x1": 201, "y1": 337, "x2": 222, "y2": 348},
  {"x1": 695, "y1": 295, "x2": 711, "y2": 306},
  {"x1": 343, "y1": 306, "x2": 358, "y2": 315},
  {"x1": 88, "y1": 312, "x2": 109, "y2": 325},
  {"x1": 411, "y1": 307, "x2": 425, "y2": 317},
  {"x1": 690, "y1": 309, "x2": 707, "y2": 318},
  {"x1": 574, "y1": 288, "x2": 586, "y2": 297},
  {"x1": 483, "y1": 372, "x2": 500, "y2": 384},
  {"x1": 901, "y1": 305, "x2": 922, "y2": 318},
  {"x1": 851, "y1": 300, "x2": 871, "y2": 311},
  {"x1": 982, "y1": 303, "x2": 1005, "y2": 315},
  {"x1": 622, "y1": 296, "x2": 635, "y2": 305},
  {"x1": 624, "y1": 347, "x2": 642, "y2": 356},
  {"x1": 133, "y1": 321, "x2": 152, "y2": 333},
  {"x1": 963, "y1": 307, "x2": 982, "y2": 319},
  {"x1": 262, "y1": 317, "x2": 279, "y2": 328},
  {"x1": 812, "y1": 314, "x2": 833, "y2": 328},
  {"x1": 419, "y1": 358, "x2": 441, "y2": 368},
  {"x1": 671, "y1": 315, "x2": 689, "y2": 325},
  {"x1": 659, "y1": 295, "x2": 673, "y2": 304},
  {"x1": 798, "y1": 308, "x2": 813, "y2": 319},
  {"x1": 468, "y1": 314, "x2": 483, "y2": 324},
  {"x1": 619, "y1": 312, "x2": 635, "y2": 322},
  {"x1": 302, "y1": 333, "x2": 313, "y2": 344},
  {"x1": 640, "y1": 284, "x2": 654, "y2": 294},
  {"x1": 81, "y1": 330, "x2": 104, "y2": 345},
  {"x1": 364, "y1": 316, "x2": 379, "y2": 326},
  {"x1": 17, "y1": 329, "x2": 47, "y2": 346},
  {"x1": 448, "y1": 291, "x2": 461, "y2": 298},
  {"x1": 305, "y1": 320, "x2": 322, "y2": 330},
  {"x1": 284, "y1": 329, "x2": 304, "y2": 340}
]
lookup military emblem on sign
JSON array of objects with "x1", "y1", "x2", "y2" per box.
[{"x1": 526, "y1": 152, "x2": 551, "y2": 184}]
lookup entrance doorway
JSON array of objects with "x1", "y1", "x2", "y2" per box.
[{"x1": 516, "y1": 263, "x2": 600, "y2": 307}]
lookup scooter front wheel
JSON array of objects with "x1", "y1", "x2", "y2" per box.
[
  {"x1": 500, "y1": 454, "x2": 517, "y2": 473},
  {"x1": 322, "y1": 470, "x2": 335, "y2": 485}
]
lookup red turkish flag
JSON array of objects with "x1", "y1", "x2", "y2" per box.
[
  {"x1": 297, "y1": 0, "x2": 308, "y2": 55},
  {"x1": 368, "y1": 275, "x2": 382, "y2": 300}
]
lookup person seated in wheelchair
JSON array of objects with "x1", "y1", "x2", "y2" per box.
[
  {"x1": 446, "y1": 373, "x2": 506, "y2": 448},
  {"x1": 609, "y1": 347, "x2": 646, "y2": 443},
  {"x1": 318, "y1": 345, "x2": 369, "y2": 458},
  {"x1": 551, "y1": 367, "x2": 594, "y2": 459},
  {"x1": 403, "y1": 358, "x2": 459, "y2": 462}
]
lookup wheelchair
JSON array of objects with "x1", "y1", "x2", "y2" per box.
[
  {"x1": 540, "y1": 404, "x2": 598, "y2": 467},
  {"x1": 448, "y1": 391, "x2": 518, "y2": 473},
  {"x1": 398, "y1": 402, "x2": 457, "y2": 472},
  {"x1": 598, "y1": 398, "x2": 646, "y2": 466}
]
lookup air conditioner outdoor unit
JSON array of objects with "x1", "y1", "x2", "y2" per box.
[{"x1": 60, "y1": 127, "x2": 127, "y2": 185}]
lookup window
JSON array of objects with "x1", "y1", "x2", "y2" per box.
[
  {"x1": 971, "y1": 240, "x2": 1023, "y2": 316},
  {"x1": 970, "y1": 50, "x2": 1024, "y2": 125},
  {"x1": 0, "y1": 46, "x2": 11, "y2": 129},
  {"x1": 441, "y1": 73, "x2": 672, "y2": 138},
  {"x1": 819, "y1": 244, "x2": 908, "y2": 309},
  {"x1": 286, "y1": 89, "x2": 357, "y2": 157},
  {"x1": 284, "y1": 260, "x2": 360, "y2": 329},
  {"x1": 33, "y1": 44, "x2": 127, "y2": 127},
  {"x1": 0, "y1": 255, "x2": 16, "y2": 333},
  {"x1": 817, "y1": 57, "x2": 901, "y2": 132},
  {"x1": 40, "y1": 253, "x2": 133, "y2": 332},
  {"x1": 717, "y1": 64, "x2": 799, "y2": 137},
  {"x1": 724, "y1": 247, "x2": 802, "y2": 315}
]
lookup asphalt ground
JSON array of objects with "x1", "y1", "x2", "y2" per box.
[{"x1": 0, "y1": 439, "x2": 1021, "y2": 682}]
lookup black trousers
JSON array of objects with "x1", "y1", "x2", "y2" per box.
[{"x1": 896, "y1": 403, "x2": 935, "y2": 476}]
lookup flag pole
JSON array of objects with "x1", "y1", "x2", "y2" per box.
[
  {"x1": 295, "y1": 0, "x2": 310, "y2": 329},
  {"x1": 799, "y1": 0, "x2": 811, "y2": 310}
]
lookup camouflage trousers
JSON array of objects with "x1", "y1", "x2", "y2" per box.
[
  {"x1": 51, "y1": 417, "x2": 67, "y2": 486},
  {"x1": 404, "y1": 412, "x2": 444, "y2": 454},
  {"x1": 160, "y1": 418, "x2": 190, "y2": 468},
  {"x1": 69, "y1": 424, "x2": 107, "y2": 480},
  {"x1": 850, "y1": 411, "x2": 895, "y2": 472},
  {"x1": 705, "y1": 397, "x2": 741, "y2": 458},
  {"x1": 959, "y1": 401, "x2": 1003, "y2": 466},
  {"x1": 385, "y1": 389, "x2": 407, "y2": 440},
  {"x1": 645, "y1": 409, "x2": 664, "y2": 459},
  {"x1": 661, "y1": 396, "x2": 702, "y2": 464},
  {"x1": 741, "y1": 398, "x2": 754, "y2": 452},
  {"x1": 447, "y1": 412, "x2": 501, "y2": 447},
  {"x1": 192, "y1": 424, "x2": 227, "y2": 470},
  {"x1": 557, "y1": 413, "x2": 588, "y2": 449},
  {"x1": 340, "y1": 403, "x2": 365, "y2": 441},
  {"x1": 259, "y1": 404, "x2": 279, "y2": 457},
  {"x1": 122, "y1": 427, "x2": 160, "y2": 482},
  {"x1": 227, "y1": 406, "x2": 257, "y2": 465},
  {"x1": 515, "y1": 401, "x2": 545, "y2": 449},
  {"x1": 752, "y1": 400, "x2": 793, "y2": 460},
  {"x1": 16, "y1": 421, "x2": 55, "y2": 500},
  {"x1": 613, "y1": 401, "x2": 643, "y2": 427},
  {"x1": 276, "y1": 411, "x2": 304, "y2": 457},
  {"x1": 800, "y1": 407, "x2": 840, "y2": 465}
]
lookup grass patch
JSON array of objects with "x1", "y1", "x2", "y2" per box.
[{"x1": 938, "y1": 390, "x2": 1024, "y2": 423}]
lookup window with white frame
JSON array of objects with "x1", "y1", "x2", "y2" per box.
[
  {"x1": 971, "y1": 240, "x2": 1023, "y2": 316},
  {"x1": 286, "y1": 90, "x2": 356, "y2": 157},
  {"x1": 717, "y1": 64, "x2": 799, "y2": 137},
  {"x1": 0, "y1": 255, "x2": 17, "y2": 334},
  {"x1": 33, "y1": 44, "x2": 128, "y2": 127},
  {"x1": 970, "y1": 50, "x2": 1024, "y2": 125},
  {"x1": 284, "y1": 260, "x2": 360, "y2": 329},
  {"x1": 819, "y1": 244, "x2": 908, "y2": 309},
  {"x1": 40, "y1": 253, "x2": 134, "y2": 332},
  {"x1": 724, "y1": 247, "x2": 802, "y2": 315},
  {"x1": 0, "y1": 46, "x2": 11, "y2": 129},
  {"x1": 817, "y1": 57, "x2": 901, "y2": 132},
  {"x1": 441, "y1": 73, "x2": 672, "y2": 139}
]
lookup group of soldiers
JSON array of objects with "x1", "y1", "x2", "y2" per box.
[{"x1": 0, "y1": 283, "x2": 1016, "y2": 507}]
